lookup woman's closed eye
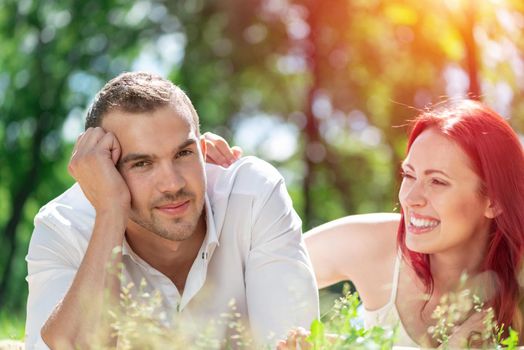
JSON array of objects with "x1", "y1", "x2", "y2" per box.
[
  {"x1": 400, "y1": 170, "x2": 415, "y2": 180},
  {"x1": 430, "y1": 178, "x2": 448, "y2": 186}
]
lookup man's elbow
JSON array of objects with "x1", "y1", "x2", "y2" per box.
[{"x1": 41, "y1": 324, "x2": 76, "y2": 350}]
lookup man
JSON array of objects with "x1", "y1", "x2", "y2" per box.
[{"x1": 25, "y1": 72, "x2": 319, "y2": 349}]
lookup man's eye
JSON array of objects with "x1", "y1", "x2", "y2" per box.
[
  {"x1": 177, "y1": 149, "x2": 193, "y2": 158},
  {"x1": 132, "y1": 161, "x2": 149, "y2": 168}
]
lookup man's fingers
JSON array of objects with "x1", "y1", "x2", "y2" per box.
[
  {"x1": 296, "y1": 327, "x2": 310, "y2": 349},
  {"x1": 69, "y1": 128, "x2": 121, "y2": 179},
  {"x1": 71, "y1": 127, "x2": 106, "y2": 160},
  {"x1": 277, "y1": 328, "x2": 310, "y2": 350},
  {"x1": 82, "y1": 127, "x2": 107, "y2": 150},
  {"x1": 72, "y1": 131, "x2": 86, "y2": 155},
  {"x1": 97, "y1": 132, "x2": 121, "y2": 165},
  {"x1": 69, "y1": 132, "x2": 87, "y2": 177},
  {"x1": 276, "y1": 340, "x2": 288, "y2": 350},
  {"x1": 286, "y1": 329, "x2": 299, "y2": 350}
]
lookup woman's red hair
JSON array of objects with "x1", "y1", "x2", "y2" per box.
[{"x1": 397, "y1": 100, "x2": 524, "y2": 332}]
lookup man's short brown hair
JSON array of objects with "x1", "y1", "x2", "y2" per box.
[{"x1": 85, "y1": 72, "x2": 200, "y2": 135}]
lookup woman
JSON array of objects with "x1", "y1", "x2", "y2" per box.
[{"x1": 205, "y1": 100, "x2": 524, "y2": 348}]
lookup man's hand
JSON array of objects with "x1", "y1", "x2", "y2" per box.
[
  {"x1": 68, "y1": 127, "x2": 130, "y2": 213},
  {"x1": 276, "y1": 327, "x2": 311, "y2": 350},
  {"x1": 202, "y1": 132, "x2": 243, "y2": 167},
  {"x1": 41, "y1": 127, "x2": 129, "y2": 349}
]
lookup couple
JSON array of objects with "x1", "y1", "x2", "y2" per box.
[{"x1": 25, "y1": 72, "x2": 524, "y2": 349}]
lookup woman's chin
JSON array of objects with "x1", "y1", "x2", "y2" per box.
[{"x1": 405, "y1": 233, "x2": 437, "y2": 254}]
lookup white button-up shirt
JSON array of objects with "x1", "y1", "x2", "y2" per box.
[{"x1": 25, "y1": 157, "x2": 319, "y2": 349}]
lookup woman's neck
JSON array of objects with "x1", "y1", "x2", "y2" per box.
[{"x1": 429, "y1": 223, "x2": 492, "y2": 295}]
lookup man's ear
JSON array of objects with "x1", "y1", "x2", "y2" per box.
[
  {"x1": 200, "y1": 135, "x2": 207, "y2": 160},
  {"x1": 485, "y1": 198, "x2": 502, "y2": 219}
]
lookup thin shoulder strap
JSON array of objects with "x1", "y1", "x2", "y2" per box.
[{"x1": 389, "y1": 252, "x2": 402, "y2": 304}]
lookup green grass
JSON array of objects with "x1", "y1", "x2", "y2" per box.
[{"x1": 0, "y1": 311, "x2": 25, "y2": 341}]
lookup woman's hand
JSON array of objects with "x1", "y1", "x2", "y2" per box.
[
  {"x1": 202, "y1": 132, "x2": 243, "y2": 167},
  {"x1": 443, "y1": 311, "x2": 489, "y2": 349}
]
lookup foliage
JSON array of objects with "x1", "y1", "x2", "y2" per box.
[
  {"x1": 79, "y1": 280, "x2": 398, "y2": 349},
  {"x1": 305, "y1": 287, "x2": 523, "y2": 350},
  {"x1": 316, "y1": 289, "x2": 397, "y2": 349},
  {"x1": 0, "y1": 0, "x2": 176, "y2": 311},
  {"x1": 2, "y1": 0, "x2": 524, "y2": 337},
  {"x1": 0, "y1": 311, "x2": 24, "y2": 341},
  {"x1": 429, "y1": 288, "x2": 498, "y2": 348},
  {"x1": 92, "y1": 278, "x2": 256, "y2": 350}
]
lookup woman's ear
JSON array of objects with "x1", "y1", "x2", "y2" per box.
[{"x1": 485, "y1": 198, "x2": 502, "y2": 219}]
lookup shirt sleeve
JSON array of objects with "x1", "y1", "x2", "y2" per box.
[
  {"x1": 244, "y1": 172, "x2": 319, "y2": 345},
  {"x1": 25, "y1": 218, "x2": 82, "y2": 350}
]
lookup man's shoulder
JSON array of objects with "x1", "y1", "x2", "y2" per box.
[
  {"x1": 206, "y1": 156, "x2": 284, "y2": 197},
  {"x1": 228, "y1": 156, "x2": 284, "y2": 186},
  {"x1": 34, "y1": 183, "x2": 95, "y2": 236}
]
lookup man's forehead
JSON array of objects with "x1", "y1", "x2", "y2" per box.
[
  {"x1": 100, "y1": 105, "x2": 197, "y2": 149},
  {"x1": 101, "y1": 105, "x2": 193, "y2": 129}
]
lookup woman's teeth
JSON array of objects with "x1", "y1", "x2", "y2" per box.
[{"x1": 410, "y1": 216, "x2": 439, "y2": 228}]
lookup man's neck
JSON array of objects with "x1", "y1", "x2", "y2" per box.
[{"x1": 125, "y1": 216, "x2": 207, "y2": 292}]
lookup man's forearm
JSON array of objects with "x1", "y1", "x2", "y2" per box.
[{"x1": 41, "y1": 211, "x2": 125, "y2": 349}]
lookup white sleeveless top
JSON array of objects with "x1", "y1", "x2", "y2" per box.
[{"x1": 360, "y1": 255, "x2": 419, "y2": 347}]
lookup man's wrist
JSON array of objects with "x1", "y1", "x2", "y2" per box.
[
  {"x1": 92, "y1": 208, "x2": 128, "y2": 242},
  {"x1": 95, "y1": 206, "x2": 128, "y2": 223}
]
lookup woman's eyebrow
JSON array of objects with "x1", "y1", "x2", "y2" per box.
[{"x1": 401, "y1": 163, "x2": 451, "y2": 178}]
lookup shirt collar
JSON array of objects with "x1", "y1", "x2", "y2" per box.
[{"x1": 202, "y1": 194, "x2": 219, "y2": 251}]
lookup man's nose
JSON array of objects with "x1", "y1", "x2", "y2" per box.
[{"x1": 156, "y1": 162, "x2": 186, "y2": 193}]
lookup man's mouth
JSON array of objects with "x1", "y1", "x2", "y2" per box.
[{"x1": 155, "y1": 200, "x2": 190, "y2": 216}]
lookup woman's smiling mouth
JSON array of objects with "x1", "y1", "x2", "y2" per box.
[{"x1": 407, "y1": 213, "x2": 440, "y2": 234}]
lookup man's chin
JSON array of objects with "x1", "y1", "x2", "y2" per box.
[{"x1": 151, "y1": 223, "x2": 197, "y2": 242}]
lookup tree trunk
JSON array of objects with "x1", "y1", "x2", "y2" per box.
[
  {"x1": 461, "y1": 0, "x2": 481, "y2": 100},
  {"x1": 302, "y1": 1, "x2": 322, "y2": 229},
  {"x1": 0, "y1": 129, "x2": 43, "y2": 305}
]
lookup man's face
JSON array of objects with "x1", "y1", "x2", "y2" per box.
[{"x1": 102, "y1": 105, "x2": 207, "y2": 241}]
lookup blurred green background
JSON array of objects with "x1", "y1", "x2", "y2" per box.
[{"x1": 1, "y1": 0, "x2": 524, "y2": 340}]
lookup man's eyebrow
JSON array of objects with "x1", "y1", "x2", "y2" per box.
[
  {"x1": 178, "y1": 138, "x2": 197, "y2": 150},
  {"x1": 117, "y1": 138, "x2": 198, "y2": 168}
]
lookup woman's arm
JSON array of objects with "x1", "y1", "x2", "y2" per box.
[{"x1": 305, "y1": 213, "x2": 400, "y2": 289}]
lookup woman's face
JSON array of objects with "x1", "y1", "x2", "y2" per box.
[{"x1": 398, "y1": 128, "x2": 493, "y2": 255}]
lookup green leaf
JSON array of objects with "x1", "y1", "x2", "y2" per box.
[
  {"x1": 308, "y1": 319, "x2": 325, "y2": 349},
  {"x1": 501, "y1": 327, "x2": 519, "y2": 350}
]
